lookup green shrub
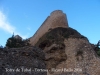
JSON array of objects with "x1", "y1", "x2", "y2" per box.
[
  {"x1": 94, "y1": 40, "x2": 100, "y2": 56},
  {"x1": 97, "y1": 50, "x2": 100, "y2": 56},
  {"x1": 63, "y1": 34, "x2": 69, "y2": 38},
  {"x1": 0, "y1": 45, "x2": 3, "y2": 50},
  {"x1": 97, "y1": 48, "x2": 100, "y2": 56},
  {"x1": 6, "y1": 34, "x2": 30, "y2": 48}
]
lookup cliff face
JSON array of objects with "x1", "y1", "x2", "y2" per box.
[
  {"x1": 35, "y1": 27, "x2": 100, "y2": 75},
  {"x1": 30, "y1": 10, "x2": 69, "y2": 46}
]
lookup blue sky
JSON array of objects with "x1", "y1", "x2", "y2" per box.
[{"x1": 0, "y1": 0, "x2": 100, "y2": 46}]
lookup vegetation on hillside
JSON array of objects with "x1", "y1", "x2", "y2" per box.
[
  {"x1": 35, "y1": 27, "x2": 86, "y2": 49},
  {"x1": 0, "y1": 45, "x2": 3, "y2": 48},
  {"x1": 0, "y1": 45, "x2": 3, "y2": 50},
  {"x1": 3, "y1": 27, "x2": 100, "y2": 58},
  {"x1": 6, "y1": 34, "x2": 30, "y2": 48},
  {"x1": 94, "y1": 40, "x2": 100, "y2": 56}
]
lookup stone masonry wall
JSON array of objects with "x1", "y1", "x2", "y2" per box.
[{"x1": 30, "y1": 10, "x2": 69, "y2": 46}]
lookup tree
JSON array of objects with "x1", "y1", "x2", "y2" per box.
[
  {"x1": 97, "y1": 40, "x2": 100, "y2": 48},
  {"x1": 6, "y1": 34, "x2": 30, "y2": 48},
  {"x1": 94, "y1": 40, "x2": 100, "y2": 56},
  {"x1": 0, "y1": 45, "x2": 3, "y2": 49}
]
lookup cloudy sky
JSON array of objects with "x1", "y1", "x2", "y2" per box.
[{"x1": 0, "y1": 0, "x2": 100, "y2": 46}]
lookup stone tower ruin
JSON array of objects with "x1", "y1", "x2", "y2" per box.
[{"x1": 30, "y1": 10, "x2": 69, "y2": 46}]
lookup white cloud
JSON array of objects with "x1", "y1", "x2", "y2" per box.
[
  {"x1": 0, "y1": 11, "x2": 28, "y2": 39},
  {"x1": 0, "y1": 11, "x2": 15, "y2": 34}
]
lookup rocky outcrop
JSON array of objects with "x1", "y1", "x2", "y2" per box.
[
  {"x1": 35, "y1": 27, "x2": 100, "y2": 75},
  {"x1": 62, "y1": 38, "x2": 100, "y2": 75},
  {"x1": 30, "y1": 10, "x2": 69, "y2": 46},
  {"x1": 1, "y1": 10, "x2": 100, "y2": 75},
  {"x1": 0, "y1": 46, "x2": 47, "y2": 75},
  {"x1": 35, "y1": 27, "x2": 86, "y2": 49}
]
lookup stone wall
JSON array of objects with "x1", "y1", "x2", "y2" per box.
[{"x1": 30, "y1": 10, "x2": 69, "y2": 46}]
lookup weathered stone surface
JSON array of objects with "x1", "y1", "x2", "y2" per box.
[
  {"x1": 30, "y1": 10, "x2": 68, "y2": 46},
  {"x1": 0, "y1": 46, "x2": 47, "y2": 75},
  {"x1": 59, "y1": 38, "x2": 100, "y2": 75},
  {"x1": 35, "y1": 27, "x2": 100, "y2": 75},
  {"x1": 1, "y1": 10, "x2": 100, "y2": 75}
]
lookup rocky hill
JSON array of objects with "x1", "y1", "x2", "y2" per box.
[
  {"x1": 0, "y1": 46, "x2": 46, "y2": 75},
  {"x1": 0, "y1": 10, "x2": 100, "y2": 75},
  {"x1": 35, "y1": 27, "x2": 86, "y2": 49},
  {"x1": 30, "y1": 10, "x2": 68, "y2": 46},
  {"x1": 35, "y1": 27, "x2": 100, "y2": 75}
]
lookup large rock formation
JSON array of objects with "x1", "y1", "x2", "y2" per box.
[
  {"x1": 31, "y1": 10, "x2": 100, "y2": 75},
  {"x1": 30, "y1": 10, "x2": 69, "y2": 46},
  {"x1": 0, "y1": 46, "x2": 47, "y2": 75},
  {"x1": 35, "y1": 27, "x2": 100, "y2": 75},
  {"x1": 1, "y1": 10, "x2": 100, "y2": 75}
]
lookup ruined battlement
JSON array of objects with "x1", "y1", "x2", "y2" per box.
[
  {"x1": 30, "y1": 10, "x2": 69, "y2": 46},
  {"x1": 50, "y1": 10, "x2": 67, "y2": 20},
  {"x1": 50, "y1": 10, "x2": 63, "y2": 16}
]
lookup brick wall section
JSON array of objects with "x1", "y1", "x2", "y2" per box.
[{"x1": 30, "y1": 10, "x2": 69, "y2": 46}]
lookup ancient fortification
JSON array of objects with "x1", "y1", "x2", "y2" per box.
[
  {"x1": 30, "y1": 10, "x2": 69, "y2": 46},
  {"x1": 1, "y1": 10, "x2": 100, "y2": 75}
]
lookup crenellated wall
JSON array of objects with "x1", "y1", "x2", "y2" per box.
[{"x1": 30, "y1": 10, "x2": 69, "y2": 46}]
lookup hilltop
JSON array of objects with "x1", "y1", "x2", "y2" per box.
[
  {"x1": 30, "y1": 10, "x2": 68, "y2": 46},
  {"x1": 35, "y1": 27, "x2": 100, "y2": 75},
  {"x1": 0, "y1": 10, "x2": 100, "y2": 75}
]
